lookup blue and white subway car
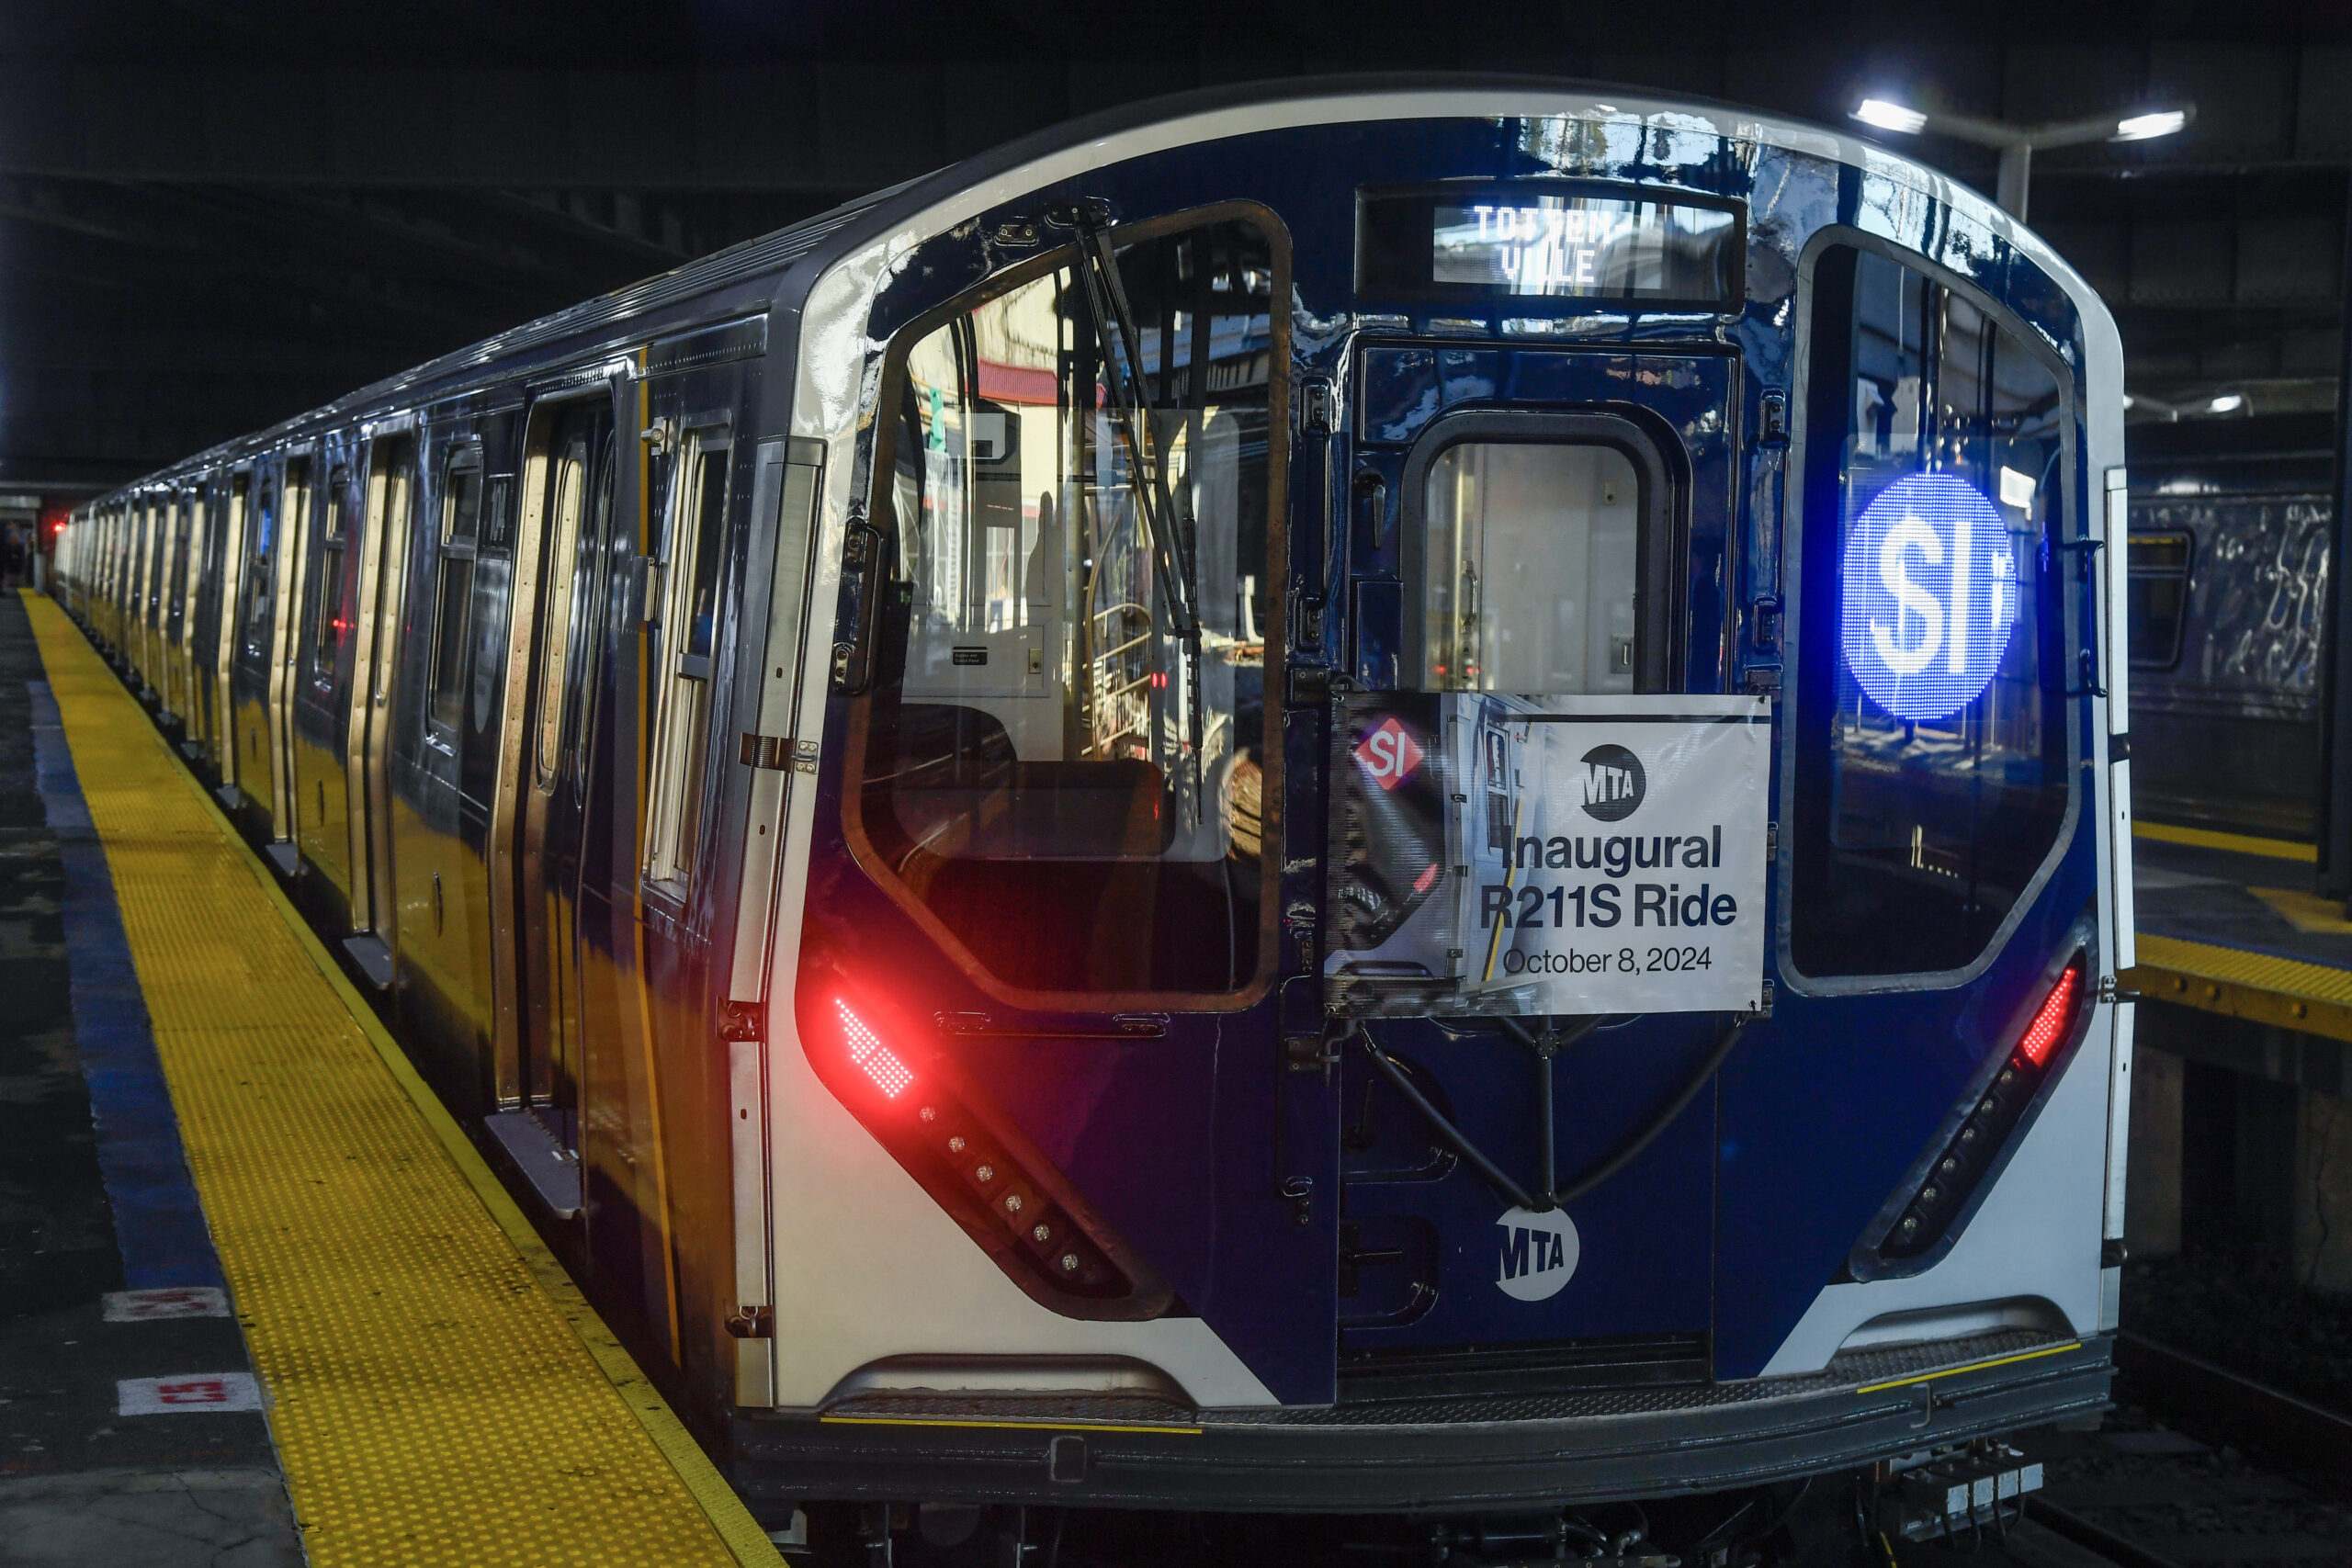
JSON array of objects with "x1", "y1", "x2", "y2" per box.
[{"x1": 54, "y1": 74, "x2": 2134, "y2": 1562}]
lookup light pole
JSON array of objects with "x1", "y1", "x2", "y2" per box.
[{"x1": 1850, "y1": 98, "x2": 2192, "y2": 222}]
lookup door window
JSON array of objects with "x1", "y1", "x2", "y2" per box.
[
  {"x1": 846, "y1": 210, "x2": 1284, "y2": 998},
  {"x1": 1788, "y1": 243, "x2": 2075, "y2": 980},
  {"x1": 242, "y1": 482, "x2": 275, "y2": 657},
  {"x1": 311, "y1": 469, "x2": 349, "y2": 671},
  {"x1": 427, "y1": 453, "x2": 482, "y2": 734},
  {"x1": 644, "y1": 434, "x2": 729, "y2": 885},
  {"x1": 1419, "y1": 441, "x2": 1642, "y2": 693},
  {"x1": 532, "y1": 410, "x2": 613, "y2": 789}
]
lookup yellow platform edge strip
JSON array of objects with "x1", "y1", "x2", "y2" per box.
[
  {"x1": 191, "y1": 787, "x2": 788, "y2": 1568},
  {"x1": 1852, "y1": 1340, "x2": 2083, "y2": 1395},
  {"x1": 25, "y1": 594, "x2": 783, "y2": 1568},
  {"x1": 2132, "y1": 819, "x2": 2317, "y2": 863},
  {"x1": 2126, "y1": 932, "x2": 2352, "y2": 1043}
]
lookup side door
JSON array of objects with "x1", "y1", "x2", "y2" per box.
[
  {"x1": 227, "y1": 473, "x2": 285, "y2": 832},
  {"x1": 344, "y1": 436, "x2": 417, "y2": 979},
  {"x1": 265, "y1": 459, "x2": 312, "y2": 855},
  {"x1": 161, "y1": 496, "x2": 190, "y2": 725},
  {"x1": 292, "y1": 457, "x2": 358, "y2": 897},
  {"x1": 498, "y1": 396, "x2": 616, "y2": 1158},
  {"x1": 628, "y1": 335, "x2": 784, "y2": 1393}
]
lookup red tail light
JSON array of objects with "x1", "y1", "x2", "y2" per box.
[
  {"x1": 1877, "y1": 953, "x2": 2088, "y2": 1264},
  {"x1": 798, "y1": 966, "x2": 1169, "y2": 1314},
  {"x1": 834, "y1": 998, "x2": 914, "y2": 1099},
  {"x1": 2013, "y1": 964, "x2": 2079, "y2": 1068}
]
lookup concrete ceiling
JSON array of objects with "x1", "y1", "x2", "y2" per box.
[{"x1": 3, "y1": 1, "x2": 2348, "y2": 490}]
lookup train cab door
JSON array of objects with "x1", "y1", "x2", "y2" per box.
[
  {"x1": 1333, "y1": 352, "x2": 1738, "y2": 1390},
  {"x1": 502, "y1": 398, "x2": 616, "y2": 1161},
  {"x1": 343, "y1": 437, "x2": 415, "y2": 981}
]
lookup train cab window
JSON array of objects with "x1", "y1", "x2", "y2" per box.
[
  {"x1": 1790, "y1": 243, "x2": 2074, "y2": 981},
  {"x1": 427, "y1": 453, "x2": 481, "y2": 733},
  {"x1": 645, "y1": 434, "x2": 729, "y2": 886},
  {"x1": 313, "y1": 468, "x2": 350, "y2": 664},
  {"x1": 1412, "y1": 426, "x2": 1663, "y2": 693},
  {"x1": 2127, "y1": 531, "x2": 2191, "y2": 670},
  {"x1": 848, "y1": 212, "x2": 1285, "y2": 998}
]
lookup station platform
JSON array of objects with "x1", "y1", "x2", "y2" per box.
[
  {"x1": 0, "y1": 592, "x2": 783, "y2": 1565},
  {"x1": 2128, "y1": 821, "x2": 2352, "y2": 1048}
]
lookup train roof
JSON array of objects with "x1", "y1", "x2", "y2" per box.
[{"x1": 79, "y1": 72, "x2": 2107, "y2": 511}]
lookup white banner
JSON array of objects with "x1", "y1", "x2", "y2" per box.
[
  {"x1": 1327, "y1": 693, "x2": 1772, "y2": 1017},
  {"x1": 1452, "y1": 694, "x2": 1770, "y2": 1014}
]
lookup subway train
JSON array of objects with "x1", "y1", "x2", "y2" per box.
[
  {"x1": 2123, "y1": 423, "x2": 2335, "y2": 842},
  {"x1": 51, "y1": 75, "x2": 2134, "y2": 1563}
]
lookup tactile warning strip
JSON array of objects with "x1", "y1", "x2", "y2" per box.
[
  {"x1": 2128, "y1": 931, "x2": 2352, "y2": 1043},
  {"x1": 25, "y1": 595, "x2": 778, "y2": 1568},
  {"x1": 2132, "y1": 819, "x2": 2316, "y2": 863}
]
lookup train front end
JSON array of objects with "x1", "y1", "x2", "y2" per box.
[{"x1": 730, "y1": 81, "x2": 2132, "y2": 1540}]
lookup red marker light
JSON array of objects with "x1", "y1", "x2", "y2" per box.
[
  {"x1": 2013, "y1": 963, "x2": 2081, "y2": 1068},
  {"x1": 835, "y1": 998, "x2": 914, "y2": 1099}
]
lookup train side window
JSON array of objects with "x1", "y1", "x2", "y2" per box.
[
  {"x1": 427, "y1": 453, "x2": 482, "y2": 734},
  {"x1": 1789, "y1": 243, "x2": 2075, "y2": 981},
  {"x1": 846, "y1": 210, "x2": 1286, "y2": 999},
  {"x1": 644, "y1": 434, "x2": 729, "y2": 886},
  {"x1": 313, "y1": 468, "x2": 350, "y2": 665},
  {"x1": 2127, "y1": 531, "x2": 2190, "y2": 670}
]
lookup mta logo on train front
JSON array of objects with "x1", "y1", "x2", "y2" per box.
[
  {"x1": 1840, "y1": 472, "x2": 2019, "y2": 722},
  {"x1": 1354, "y1": 716, "x2": 1425, "y2": 791},
  {"x1": 1578, "y1": 743, "x2": 1645, "y2": 822},
  {"x1": 1496, "y1": 1207, "x2": 1580, "y2": 1302}
]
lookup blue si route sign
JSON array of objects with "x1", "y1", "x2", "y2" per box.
[{"x1": 1839, "y1": 472, "x2": 2019, "y2": 722}]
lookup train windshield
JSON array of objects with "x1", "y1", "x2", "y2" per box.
[
  {"x1": 1790, "y1": 244, "x2": 2075, "y2": 980},
  {"x1": 847, "y1": 213, "x2": 1283, "y2": 998}
]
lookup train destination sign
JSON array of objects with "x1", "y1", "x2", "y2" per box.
[
  {"x1": 1433, "y1": 197, "x2": 1736, "y2": 298},
  {"x1": 1327, "y1": 694, "x2": 1770, "y2": 1018},
  {"x1": 1353, "y1": 185, "x2": 1744, "y2": 307}
]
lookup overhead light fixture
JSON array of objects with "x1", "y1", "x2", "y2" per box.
[
  {"x1": 2120, "y1": 394, "x2": 2137, "y2": 409},
  {"x1": 1854, "y1": 98, "x2": 1929, "y2": 135},
  {"x1": 2114, "y1": 109, "x2": 2189, "y2": 141},
  {"x1": 2208, "y1": 393, "x2": 2245, "y2": 413}
]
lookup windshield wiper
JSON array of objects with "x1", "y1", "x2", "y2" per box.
[{"x1": 1050, "y1": 200, "x2": 1206, "y2": 793}]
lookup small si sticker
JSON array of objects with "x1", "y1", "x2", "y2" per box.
[
  {"x1": 1353, "y1": 716, "x2": 1424, "y2": 791},
  {"x1": 951, "y1": 648, "x2": 988, "y2": 666},
  {"x1": 1495, "y1": 1206, "x2": 1579, "y2": 1302}
]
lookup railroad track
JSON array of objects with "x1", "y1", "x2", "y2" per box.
[
  {"x1": 2112, "y1": 1331, "x2": 2352, "y2": 1496},
  {"x1": 1934, "y1": 1335, "x2": 2352, "y2": 1568}
]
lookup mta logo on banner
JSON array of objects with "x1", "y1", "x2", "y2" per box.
[
  {"x1": 1495, "y1": 1207, "x2": 1580, "y2": 1302},
  {"x1": 1579, "y1": 743, "x2": 1645, "y2": 822},
  {"x1": 1354, "y1": 716, "x2": 1424, "y2": 791},
  {"x1": 1839, "y1": 472, "x2": 2021, "y2": 722}
]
